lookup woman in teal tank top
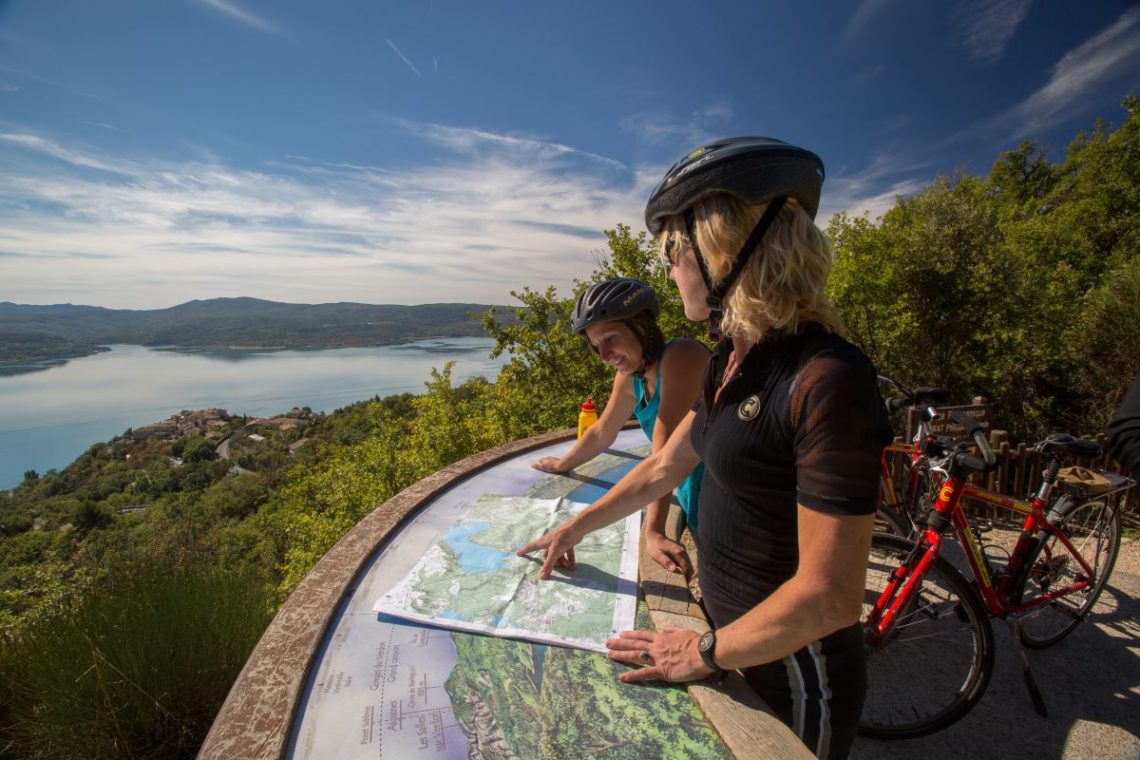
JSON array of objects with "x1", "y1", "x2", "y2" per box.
[
  {"x1": 630, "y1": 346, "x2": 705, "y2": 534},
  {"x1": 533, "y1": 278, "x2": 710, "y2": 575}
]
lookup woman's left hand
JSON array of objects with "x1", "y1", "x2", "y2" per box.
[
  {"x1": 645, "y1": 531, "x2": 693, "y2": 577},
  {"x1": 605, "y1": 627, "x2": 715, "y2": 684}
]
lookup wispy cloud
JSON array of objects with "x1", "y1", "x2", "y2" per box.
[
  {"x1": 195, "y1": 0, "x2": 284, "y2": 36},
  {"x1": 0, "y1": 125, "x2": 647, "y2": 308},
  {"x1": 620, "y1": 102, "x2": 734, "y2": 148},
  {"x1": 980, "y1": 7, "x2": 1140, "y2": 139},
  {"x1": 403, "y1": 120, "x2": 629, "y2": 172},
  {"x1": 843, "y1": 0, "x2": 893, "y2": 44},
  {"x1": 0, "y1": 82, "x2": 18, "y2": 93},
  {"x1": 0, "y1": 132, "x2": 131, "y2": 174},
  {"x1": 386, "y1": 38, "x2": 422, "y2": 77},
  {"x1": 819, "y1": 150, "x2": 935, "y2": 225},
  {"x1": 951, "y1": 0, "x2": 1033, "y2": 64}
]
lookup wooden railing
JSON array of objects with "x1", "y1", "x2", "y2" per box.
[{"x1": 883, "y1": 430, "x2": 1137, "y2": 524}]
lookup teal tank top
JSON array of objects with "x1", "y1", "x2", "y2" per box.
[{"x1": 630, "y1": 342, "x2": 704, "y2": 535}]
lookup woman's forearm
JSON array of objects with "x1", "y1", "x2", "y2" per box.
[
  {"x1": 569, "y1": 446, "x2": 691, "y2": 538},
  {"x1": 644, "y1": 496, "x2": 671, "y2": 536},
  {"x1": 555, "y1": 422, "x2": 616, "y2": 470},
  {"x1": 711, "y1": 577, "x2": 860, "y2": 671}
]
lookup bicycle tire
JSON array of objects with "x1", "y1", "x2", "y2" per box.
[
  {"x1": 1016, "y1": 498, "x2": 1121, "y2": 649},
  {"x1": 859, "y1": 533, "x2": 995, "y2": 739},
  {"x1": 874, "y1": 503, "x2": 911, "y2": 537}
]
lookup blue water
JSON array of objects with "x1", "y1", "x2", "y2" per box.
[
  {"x1": 0, "y1": 338, "x2": 506, "y2": 489},
  {"x1": 444, "y1": 520, "x2": 515, "y2": 574}
]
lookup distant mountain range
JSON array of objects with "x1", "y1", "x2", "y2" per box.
[{"x1": 0, "y1": 297, "x2": 512, "y2": 364}]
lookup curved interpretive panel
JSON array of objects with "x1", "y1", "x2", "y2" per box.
[{"x1": 200, "y1": 426, "x2": 812, "y2": 760}]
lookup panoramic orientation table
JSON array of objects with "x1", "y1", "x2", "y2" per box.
[{"x1": 200, "y1": 426, "x2": 811, "y2": 760}]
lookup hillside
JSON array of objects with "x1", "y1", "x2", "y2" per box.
[{"x1": 0, "y1": 298, "x2": 513, "y2": 362}]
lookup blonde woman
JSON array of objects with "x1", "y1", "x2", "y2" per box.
[{"x1": 519, "y1": 138, "x2": 891, "y2": 760}]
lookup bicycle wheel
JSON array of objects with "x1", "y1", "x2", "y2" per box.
[
  {"x1": 874, "y1": 504, "x2": 911, "y2": 536},
  {"x1": 1016, "y1": 498, "x2": 1121, "y2": 649},
  {"x1": 859, "y1": 533, "x2": 995, "y2": 739}
]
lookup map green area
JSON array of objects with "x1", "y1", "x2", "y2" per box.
[
  {"x1": 442, "y1": 605, "x2": 730, "y2": 760},
  {"x1": 374, "y1": 495, "x2": 639, "y2": 652}
]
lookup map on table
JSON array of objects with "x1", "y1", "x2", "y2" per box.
[{"x1": 373, "y1": 495, "x2": 640, "y2": 652}]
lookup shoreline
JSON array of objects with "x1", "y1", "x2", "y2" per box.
[{"x1": 0, "y1": 334, "x2": 490, "y2": 372}]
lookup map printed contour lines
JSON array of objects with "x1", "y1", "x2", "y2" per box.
[{"x1": 373, "y1": 495, "x2": 640, "y2": 653}]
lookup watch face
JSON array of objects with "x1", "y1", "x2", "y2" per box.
[
  {"x1": 698, "y1": 630, "x2": 718, "y2": 671},
  {"x1": 699, "y1": 630, "x2": 715, "y2": 652}
]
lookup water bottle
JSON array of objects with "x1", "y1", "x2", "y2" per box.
[{"x1": 577, "y1": 398, "x2": 598, "y2": 438}]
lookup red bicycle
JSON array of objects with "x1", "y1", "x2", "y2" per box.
[
  {"x1": 875, "y1": 375, "x2": 953, "y2": 537},
  {"x1": 859, "y1": 409, "x2": 1134, "y2": 739}
]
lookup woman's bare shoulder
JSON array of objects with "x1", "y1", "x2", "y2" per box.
[{"x1": 663, "y1": 337, "x2": 713, "y2": 364}]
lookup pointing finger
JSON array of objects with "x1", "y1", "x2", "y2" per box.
[{"x1": 516, "y1": 536, "x2": 547, "y2": 557}]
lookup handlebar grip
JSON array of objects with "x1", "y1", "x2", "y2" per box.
[
  {"x1": 886, "y1": 397, "x2": 909, "y2": 414},
  {"x1": 957, "y1": 454, "x2": 990, "y2": 473},
  {"x1": 972, "y1": 427, "x2": 997, "y2": 468},
  {"x1": 948, "y1": 410, "x2": 997, "y2": 471}
]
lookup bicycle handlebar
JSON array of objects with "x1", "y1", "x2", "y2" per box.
[
  {"x1": 947, "y1": 410, "x2": 997, "y2": 473},
  {"x1": 885, "y1": 396, "x2": 910, "y2": 414}
]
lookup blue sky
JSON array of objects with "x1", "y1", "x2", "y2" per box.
[{"x1": 1, "y1": 0, "x2": 1138, "y2": 309}]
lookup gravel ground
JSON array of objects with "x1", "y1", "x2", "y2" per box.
[{"x1": 852, "y1": 535, "x2": 1140, "y2": 760}]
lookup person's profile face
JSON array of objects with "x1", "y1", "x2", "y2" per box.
[
  {"x1": 668, "y1": 242, "x2": 711, "y2": 322},
  {"x1": 584, "y1": 321, "x2": 642, "y2": 375}
]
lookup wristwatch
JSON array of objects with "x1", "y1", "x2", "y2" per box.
[{"x1": 698, "y1": 630, "x2": 722, "y2": 674}]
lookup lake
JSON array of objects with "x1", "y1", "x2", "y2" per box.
[{"x1": 0, "y1": 338, "x2": 507, "y2": 490}]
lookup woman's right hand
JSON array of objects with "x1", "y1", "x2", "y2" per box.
[
  {"x1": 517, "y1": 522, "x2": 582, "y2": 579},
  {"x1": 532, "y1": 456, "x2": 568, "y2": 473}
]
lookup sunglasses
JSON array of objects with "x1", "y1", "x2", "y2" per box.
[
  {"x1": 664, "y1": 210, "x2": 702, "y2": 273},
  {"x1": 663, "y1": 236, "x2": 682, "y2": 272}
]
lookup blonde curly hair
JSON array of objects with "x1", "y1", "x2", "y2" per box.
[{"x1": 658, "y1": 194, "x2": 843, "y2": 343}]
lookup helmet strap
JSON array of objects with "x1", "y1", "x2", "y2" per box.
[{"x1": 691, "y1": 197, "x2": 787, "y2": 342}]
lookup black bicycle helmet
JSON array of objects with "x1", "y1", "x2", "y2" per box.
[
  {"x1": 572, "y1": 278, "x2": 659, "y2": 334},
  {"x1": 643, "y1": 136, "x2": 825, "y2": 340},
  {"x1": 644, "y1": 136, "x2": 825, "y2": 235}
]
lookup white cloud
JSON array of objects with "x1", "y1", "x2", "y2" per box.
[
  {"x1": 0, "y1": 132, "x2": 131, "y2": 174},
  {"x1": 843, "y1": 0, "x2": 894, "y2": 43},
  {"x1": 818, "y1": 151, "x2": 934, "y2": 225},
  {"x1": 994, "y1": 7, "x2": 1140, "y2": 137},
  {"x1": 385, "y1": 38, "x2": 422, "y2": 77},
  {"x1": 620, "y1": 102, "x2": 734, "y2": 148},
  {"x1": 0, "y1": 82, "x2": 18, "y2": 93},
  {"x1": 0, "y1": 125, "x2": 650, "y2": 309},
  {"x1": 194, "y1": 0, "x2": 284, "y2": 36},
  {"x1": 951, "y1": 0, "x2": 1033, "y2": 64}
]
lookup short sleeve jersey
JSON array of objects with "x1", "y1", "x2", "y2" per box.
[{"x1": 690, "y1": 324, "x2": 892, "y2": 621}]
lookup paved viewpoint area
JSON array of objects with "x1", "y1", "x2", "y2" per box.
[{"x1": 852, "y1": 538, "x2": 1140, "y2": 760}]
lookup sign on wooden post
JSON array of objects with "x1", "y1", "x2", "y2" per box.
[{"x1": 907, "y1": 397, "x2": 992, "y2": 441}]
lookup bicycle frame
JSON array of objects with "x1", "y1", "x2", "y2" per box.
[
  {"x1": 866, "y1": 471, "x2": 1110, "y2": 642},
  {"x1": 878, "y1": 416, "x2": 945, "y2": 535}
]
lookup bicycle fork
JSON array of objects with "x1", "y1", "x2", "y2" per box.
[{"x1": 866, "y1": 534, "x2": 945, "y2": 644}]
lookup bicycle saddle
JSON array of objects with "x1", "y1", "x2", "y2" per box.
[{"x1": 1036, "y1": 433, "x2": 1101, "y2": 459}]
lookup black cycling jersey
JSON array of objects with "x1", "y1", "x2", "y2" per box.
[
  {"x1": 689, "y1": 324, "x2": 890, "y2": 759},
  {"x1": 690, "y1": 323, "x2": 892, "y2": 620}
]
